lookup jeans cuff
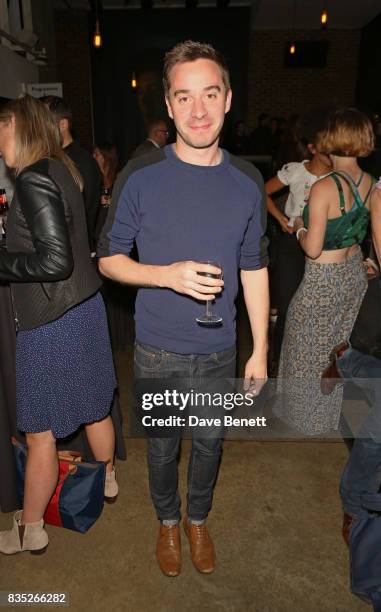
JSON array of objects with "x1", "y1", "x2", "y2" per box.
[
  {"x1": 188, "y1": 517, "x2": 205, "y2": 525},
  {"x1": 161, "y1": 518, "x2": 180, "y2": 526}
]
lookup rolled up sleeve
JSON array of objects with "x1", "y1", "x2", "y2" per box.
[{"x1": 239, "y1": 177, "x2": 269, "y2": 270}]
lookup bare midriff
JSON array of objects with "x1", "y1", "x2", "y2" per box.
[{"x1": 309, "y1": 243, "x2": 361, "y2": 264}]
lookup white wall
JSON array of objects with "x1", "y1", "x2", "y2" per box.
[{"x1": 0, "y1": 45, "x2": 38, "y2": 99}]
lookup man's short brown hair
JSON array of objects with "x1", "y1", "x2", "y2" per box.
[
  {"x1": 319, "y1": 108, "x2": 374, "y2": 157},
  {"x1": 163, "y1": 40, "x2": 230, "y2": 96},
  {"x1": 40, "y1": 96, "x2": 73, "y2": 129}
]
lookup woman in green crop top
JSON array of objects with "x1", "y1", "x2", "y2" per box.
[{"x1": 275, "y1": 109, "x2": 375, "y2": 436}]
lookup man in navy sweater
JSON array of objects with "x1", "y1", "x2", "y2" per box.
[{"x1": 98, "y1": 41, "x2": 269, "y2": 577}]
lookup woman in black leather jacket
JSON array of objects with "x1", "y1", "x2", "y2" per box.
[{"x1": 0, "y1": 96, "x2": 118, "y2": 555}]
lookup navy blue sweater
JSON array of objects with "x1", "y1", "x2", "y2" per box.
[{"x1": 98, "y1": 145, "x2": 268, "y2": 354}]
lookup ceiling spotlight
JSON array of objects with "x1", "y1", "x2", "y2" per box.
[
  {"x1": 131, "y1": 72, "x2": 137, "y2": 88},
  {"x1": 321, "y1": 9, "x2": 328, "y2": 28},
  {"x1": 289, "y1": 42, "x2": 296, "y2": 55}
]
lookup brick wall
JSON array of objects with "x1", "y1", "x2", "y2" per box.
[
  {"x1": 54, "y1": 10, "x2": 93, "y2": 152},
  {"x1": 247, "y1": 29, "x2": 361, "y2": 130}
]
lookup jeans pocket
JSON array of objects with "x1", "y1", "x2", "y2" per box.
[
  {"x1": 213, "y1": 345, "x2": 237, "y2": 365},
  {"x1": 134, "y1": 343, "x2": 167, "y2": 373}
]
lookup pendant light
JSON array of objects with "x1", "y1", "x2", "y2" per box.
[{"x1": 93, "y1": 0, "x2": 102, "y2": 48}]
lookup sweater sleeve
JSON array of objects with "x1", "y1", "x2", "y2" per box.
[{"x1": 239, "y1": 169, "x2": 269, "y2": 270}]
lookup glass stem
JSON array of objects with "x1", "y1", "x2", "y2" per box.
[{"x1": 206, "y1": 298, "x2": 212, "y2": 319}]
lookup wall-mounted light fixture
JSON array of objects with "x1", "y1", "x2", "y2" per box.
[
  {"x1": 131, "y1": 72, "x2": 137, "y2": 88},
  {"x1": 289, "y1": 42, "x2": 296, "y2": 55}
]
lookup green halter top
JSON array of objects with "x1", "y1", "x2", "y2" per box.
[{"x1": 302, "y1": 170, "x2": 374, "y2": 250}]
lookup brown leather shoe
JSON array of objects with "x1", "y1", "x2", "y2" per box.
[
  {"x1": 321, "y1": 342, "x2": 350, "y2": 395},
  {"x1": 183, "y1": 515, "x2": 215, "y2": 574},
  {"x1": 343, "y1": 512, "x2": 357, "y2": 546},
  {"x1": 156, "y1": 524, "x2": 181, "y2": 577}
]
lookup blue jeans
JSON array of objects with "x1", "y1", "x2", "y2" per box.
[
  {"x1": 134, "y1": 342, "x2": 236, "y2": 522},
  {"x1": 338, "y1": 348, "x2": 381, "y2": 518}
]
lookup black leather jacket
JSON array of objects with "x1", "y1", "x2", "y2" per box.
[{"x1": 0, "y1": 158, "x2": 101, "y2": 330}]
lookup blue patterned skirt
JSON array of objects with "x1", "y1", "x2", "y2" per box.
[{"x1": 16, "y1": 292, "x2": 117, "y2": 438}]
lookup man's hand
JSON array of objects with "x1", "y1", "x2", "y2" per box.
[
  {"x1": 165, "y1": 261, "x2": 224, "y2": 301},
  {"x1": 243, "y1": 349, "x2": 268, "y2": 396}
]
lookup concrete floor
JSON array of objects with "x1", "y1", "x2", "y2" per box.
[
  {"x1": 0, "y1": 308, "x2": 370, "y2": 612},
  {"x1": 0, "y1": 438, "x2": 367, "y2": 612}
]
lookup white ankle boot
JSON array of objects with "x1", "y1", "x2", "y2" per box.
[
  {"x1": 0, "y1": 511, "x2": 49, "y2": 555},
  {"x1": 104, "y1": 467, "x2": 118, "y2": 504}
]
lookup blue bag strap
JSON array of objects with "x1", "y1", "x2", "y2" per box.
[
  {"x1": 371, "y1": 591, "x2": 381, "y2": 612},
  {"x1": 361, "y1": 493, "x2": 381, "y2": 512}
]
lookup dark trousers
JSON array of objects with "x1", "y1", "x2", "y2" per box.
[
  {"x1": 273, "y1": 233, "x2": 305, "y2": 363},
  {"x1": 134, "y1": 342, "x2": 236, "y2": 521},
  {"x1": 337, "y1": 348, "x2": 381, "y2": 518}
]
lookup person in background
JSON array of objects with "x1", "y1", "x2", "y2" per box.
[
  {"x1": 275, "y1": 108, "x2": 374, "y2": 436},
  {"x1": 93, "y1": 141, "x2": 119, "y2": 189},
  {"x1": 130, "y1": 119, "x2": 169, "y2": 159},
  {"x1": 275, "y1": 114, "x2": 307, "y2": 168},
  {"x1": 41, "y1": 96, "x2": 101, "y2": 253},
  {"x1": 321, "y1": 177, "x2": 381, "y2": 544},
  {"x1": 228, "y1": 120, "x2": 248, "y2": 155},
  {"x1": 93, "y1": 142, "x2": 120, "y2": 242},
  {"x1": 93, "y1": 141, "x2": 131, "y2": 351},
  {"x1": 265, "y1": 110, "x2": 332, "y2": 368},
  {"x1": 0, "y1": 98, "x2": 18, "y2": 514},
  {"x1": 360, "y1": 112, "x2": 381, "y2": 179},
  {"x1": 248, "y1": 112, "x2": 271, "y2": 154},
  {"x1": 269, "y1": 117, "x2": 281, "y2": 158},
  {"x1": 0, "y1": 96, "x2": 118, "y2": 555},
  {"x1": 0, "y1": 156, "x2": 13, "y2": 203}
]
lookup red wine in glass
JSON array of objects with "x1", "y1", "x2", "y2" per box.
[{"x1": 196, "y1": 260, "x2": 223, "y2": 325}]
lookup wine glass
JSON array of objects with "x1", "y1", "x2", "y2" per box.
[{"x1": 196, "y1": 260, "x2": 223, "y2": 325}]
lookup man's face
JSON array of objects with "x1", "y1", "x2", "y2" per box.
[
  {"x1": 58, "y1": 118, "x2": 69, "y2": 138},
  {"x1": 165, "y1": 58, "x2": 231, "y2": 150},
  {"x1": 153, "y1": 121, "x2": 169, "y2": 147}
]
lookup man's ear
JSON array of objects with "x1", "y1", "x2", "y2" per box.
[
  {"x1": 58, "y1": 118, "x2": 69, "y2": 134},
  {"x1": 225, "y1": 89, "x2": 232, "y2": 115},
  {"x1": 165, "y1": 96, "x2": 174, "y2": 120}
]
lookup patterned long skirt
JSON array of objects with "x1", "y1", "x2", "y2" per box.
[{"x1": 274, "y1": 248, "x2": 367, "y2": 435}]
